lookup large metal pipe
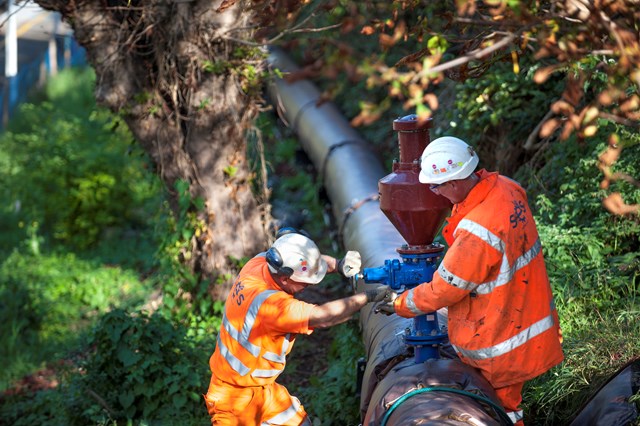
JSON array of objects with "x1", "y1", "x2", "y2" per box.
[{"x1": 266, "y1": 48, "x2": 509, "y2": 425}]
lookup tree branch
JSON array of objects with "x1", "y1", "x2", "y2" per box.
[
  {"x1": 412, "y1": 32, "x2": 517, "y2": 82},
  {"x1": 524, "y1": 108, "x2": 555, "y2": 151},
  {"x1": 599, "y1": 111, "x2": 640, "y2": 128}
]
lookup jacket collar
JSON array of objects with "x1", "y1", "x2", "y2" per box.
[{"x1": 452, "y1": 169, "x2": 498, "y2": 218}]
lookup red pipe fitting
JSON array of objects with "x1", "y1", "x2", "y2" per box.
[{"x1": 378, "y1": 115, "x2": 452, "y2": 248}]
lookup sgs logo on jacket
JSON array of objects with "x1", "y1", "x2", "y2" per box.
[{"x1": 232, "y1": 281, "x2": 245, "y2": 306}]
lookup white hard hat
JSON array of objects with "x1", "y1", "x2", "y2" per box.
[
  {"x1": 267, "y1": 233, "x2": 328, "y2": 284},
  {"x1": 418, "y1": 136, "x2": 479, "y2": 185}
]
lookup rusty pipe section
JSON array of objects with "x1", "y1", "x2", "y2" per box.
[{"x1": 266, "y1": 47, "x2": 507, "y2": 425}]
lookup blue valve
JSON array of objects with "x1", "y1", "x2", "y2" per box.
[
  {"x1": 361, "y1": 249, "x2": 448, "y2": 362},
  {"x1": 361, "y1": 252, "x2": 440, "y2": 291}
]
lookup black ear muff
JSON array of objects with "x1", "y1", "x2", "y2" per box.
[
  {"x1": 276, "y1": 226, "x2": 311, "y2": 239},
  {"x1": 276, "y1": 227, "x2": 298, "y2": 239},
  {"x1": 266, "y1": 247, "x2": 293, "y2": 278}
]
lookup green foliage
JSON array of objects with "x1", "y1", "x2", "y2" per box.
[
  {"x1": 150, "y1": 179, "x2": 225, "y2": 345},
  {"x1": 515, "y1": 125, "x2": 640, "y2": 423},
  {"x1": 0, "y1": 386, "x2": 69, "y2": 426},
  {"x1": 0, "y1": 249, "x2": 151, "y2": 390},
  {"x1": 0, "y1": 67, "x2": 161, "y2": 252},
  {"x1": 1, "y1": 309, "x2": 215, "y2": 426},
  {"x1": 437, "y1": 60, "x2": 564, "y2": 152},
  {"x1": 69, "y1": 309, "x2": 212, "y2": 424},
  {"x1": 524, "y1": 310, "x2": 640, "y2": 424},
  {"x1": 251, "y1": 113, "x2": 328, "y2": 239},
  {"x1": 298, "y1": 324, "x2": 364, "y2": 425}
]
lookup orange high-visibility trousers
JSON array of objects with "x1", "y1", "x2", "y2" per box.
[
  {"x1": 495, "y1": 381, "x2": 525, "y2": 425},
  {"x1": 204, "y1": 376, "x2": 310, "y2": 425}
]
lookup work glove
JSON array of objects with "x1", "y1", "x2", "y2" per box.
[
  {"x1": 364, "y1": 285, "x2": 395, "y2": 304},
  {"x1": 374, "y1": 291, "x2": 398, "y2": 315},
  {"x1": 337, "y1": 251, "x2": 362, "y2": 278},
  {"x1": 374, "y1": 301, "x2": 396, "y2": 316}
]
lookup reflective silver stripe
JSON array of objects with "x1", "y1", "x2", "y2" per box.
[
  {"x1": 243, "y1": 290, "x2": 279, "y2": 347},
  {"x1": 477, "y1": 238, "x2": 542, "y2": 295},
  {"x1": 456, "y1": 219, "x2": 504, "y2": 253},
  {"x1": 437, "y1": 263, "x2": 478, "y2": 291},
  {"x1": 454, "y1": 219, "x2": 544, "y2": 296},
  {"x1": 262, "y1": 396, "x2": 301, "y2": 425},
  {"x1": 222, "y1": 290, "x2": 279, "y2": 358},
  {"x1": 405, "y1": 289, "x2": 427, "y2": 315},
  {"x1": 217, "y1": 335, "x2": 251, "y2": 376},
  {"x1": 222, "y1": 313, "x2": 260, "y2": 357},
  {"x1": 263, "y1": 333, "x2": 290, "y2": 363},
  {"x1": 452, "y1": 313, "x2": 556, "y2": 360},
  {"x1": 507, "y1": 410, "x2": 524, "y2": 423},
  {"x1": 219, "y1": 289, "x2": 281, "y2": 377},
  {"x1": 252, "y1": 368, "x2": 281, "y2": 378}
]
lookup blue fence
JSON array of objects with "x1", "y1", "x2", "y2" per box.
[{"x1": 1, "y1": 35, "x2": 86, "y2": 127}]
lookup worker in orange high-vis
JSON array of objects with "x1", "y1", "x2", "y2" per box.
[
  {"x1": 205, "y1": 229, "x2": 394, "y2": 425},
  {"x1": 376, "y1": 137, "x2": 564, "y2": 426}
]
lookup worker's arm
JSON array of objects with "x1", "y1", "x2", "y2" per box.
[
  {"x1": 309, "y1": 285, "x2": 392, "y2": 328},
  {"x1": 322, "y1": 254, "x2": 338, "y2": 273},
  {"x1": 309, "y1": 293, "x2": 368, "y2": 329}
]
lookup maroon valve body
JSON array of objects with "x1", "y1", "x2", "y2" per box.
[{"x1": 378, "y1": 115, "x2": 452, "y2": 248}]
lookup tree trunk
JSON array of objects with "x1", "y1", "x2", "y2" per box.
[{"x1": 35, "y1": 0, "x2": 271, "y2": 299}]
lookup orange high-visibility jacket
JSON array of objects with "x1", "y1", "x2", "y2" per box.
[
  {"x1": 209, "y1": 256, "x2": 315, "y2": 387},
  {"x1": 395, "y1": 170, "x2": 564, "y2": 388}
]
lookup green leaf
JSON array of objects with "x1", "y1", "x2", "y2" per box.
[
  {"x1": 117, "y1": 344, "x2": 142, "y2": 367},
  {"x1": 427, "y1": 35, "x2": 449, "y2": 55},
  {"x1": 119, "y1": 391, "x2": 135, "y2": 409},
  {"x1": 223, "y1": 165, "x2": 237, "y2": 178},
  {"x1": 172, "y1": 393, "x2": 187, "y2": 409}
]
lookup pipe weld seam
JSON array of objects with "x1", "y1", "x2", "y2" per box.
[
  {"x1": 320, "y1": 139, "x2": 367, "y2": 182},
  {"x1": 338, "y1": 193, "x2": 380, "y2": 246},
  {"x1": 292, "y1": 99, "x2": 321, "y2": 135}
]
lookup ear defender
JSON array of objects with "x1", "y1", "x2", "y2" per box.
[
  {"x1": 266, "y1": 246, "x2": 294, "y2": 278},
  {"x1": 276, "y1": 226, "x2": 311, "y2": 239}
]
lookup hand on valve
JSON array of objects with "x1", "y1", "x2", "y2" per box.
[
  {"x1": 338, "y1": 251, "x2": 362, "y2": 278},
  {"x1": 364, "y1": 285, "x2": 395, "y2": 304},
  {"x1": 374, "y1": 291, "x2": 398, "y2": 315}
]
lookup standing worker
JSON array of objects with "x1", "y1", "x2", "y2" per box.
[
  {"x1": 377, "y1": 137, "x2": 564, "y2": 425},
  {"x1": 205, "y1": 229, "x2": 392, "y2": 425}
]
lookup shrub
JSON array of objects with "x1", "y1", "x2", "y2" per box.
[
  {"x1": 62, "y1": 309, "x2": 214, "y2": 425},
  {"x1": 0, "y1": 67, "x2": 161, "y2": 252},
  {"x1": 0, "y1": 250, "x2": 151, "y2": 390}
]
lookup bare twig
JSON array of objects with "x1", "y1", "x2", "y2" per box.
[
  {"x1": 524, "y1": 108, "x2": 555, "y2": 150},
  {"x1": 599, "y1": 10, "x2": 626, "y2": 55},
  {"x1": 599, "y1": 112, "x2": 640, "y2": 128},
  {"x1": 87, "y1": 389, "x2": 118, "y2": 418},
  {"x1": 453, "y1": 17, "x2": 522, "y2": 28},
  {"x1": 411, "y1": 32, "x2": 517, "y2": 82},
  {"x1": 610, "y1": 172, "x2": 640, "y2": 188}
]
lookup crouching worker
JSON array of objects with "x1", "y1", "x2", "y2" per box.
[{"x1": 204, "y1": 231, "x2": 392, "y2": 425}]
